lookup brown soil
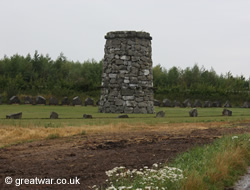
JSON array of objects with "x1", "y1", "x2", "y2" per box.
[{"x1": 0, "y1": 122, "x2": 249, "y2": 190}]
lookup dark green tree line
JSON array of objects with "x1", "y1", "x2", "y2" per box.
[
  {"x1": 153, "y1": 64, "x2": 250, "y2": 105},
  {"x1": 0, "y1": 51, "x2": 249, "y2": 105},
  {"x1": 0, "y1": 51, "x2": 102, "y2": 101}
]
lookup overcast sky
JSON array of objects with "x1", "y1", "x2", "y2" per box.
[{"x1": 0, "y1": 0, "x2": 249, "y2": 78}]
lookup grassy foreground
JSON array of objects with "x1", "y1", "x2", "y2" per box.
[{"x1": 100, "y1": 134, "x2": 250, "y2": 190}]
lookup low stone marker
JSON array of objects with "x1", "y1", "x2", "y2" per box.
[
  {"x1": 85, "y1": 97, "x2": 94, "y2": 106},
  {"x1": 72, "y1": 96, "x2": 82, "y2": 106},
  {"x1": 154, "y1": 99, "x2": 161, "y2": 106},
  {"x1": 36, "y1": 96, "x2": 46, "y2": 105},
  {"x1": 212, "y1": 101, "x2": 222, "y2": 107},
  {"x1": 162, "y1": 98, "x2": 172, "y2": 107},
  {"x1": 49, "y1": 97, "x2": 59, "y2": 105},
  {"x1": 222, "y1": 109, "x2": 232, "y2": 116},
  {"x1": 0, "y1": 94, "x2": 2, "y2": 104},
  {"x1": 156, "y1": 111, "x2": 165, "y2": 118},
  {"x1": 61, "y1": 97, "x2": 70, "y2": 105},
  {"x1": 50, "y1": 112, "x2": 58, "y2": 119},
  {"x1": 6, "y1": 112, "x2": 22, "y2": 119},
  {"x1": 242, "y1": 102, "x2": 250, "y2": 108},
  {"x1": 193, "y1": 99, "x2": 202, "y2": 107},
  {"x1": 183, "y1": 99, "x2": 192, "y2": 107},
  {"x1": 24, "y1": 96, "x2": 33, "y2": 104},
  {"x1": 224, "y1": 100, "x2": 232, "y2": 108},
  {"x1": 204, "y1": 100, "x2": 212, "y2": 107},
  {"x1": 83, "y1": 114, "x2": 93, "y2": 119},
  {"x1": 118, "y1": 115, "x2": 129, "y2": 118},
  {"x1": 9, "y1": 96, "x2": 20, "y2": 104},
  {"x1": 189, "y1": 108, "x2": 198, "y2": 117},
  {"x1": 173, "y1": 100, "x2": 182, "y2": 107}
]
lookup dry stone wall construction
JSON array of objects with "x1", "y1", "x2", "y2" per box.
[{"x1": 99, "y1": 31, "x2": 154, "y2": 114}]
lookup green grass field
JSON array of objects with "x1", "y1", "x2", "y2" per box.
[{"x1": 0, "y1": 105, "x2": 250, "y2": 127}]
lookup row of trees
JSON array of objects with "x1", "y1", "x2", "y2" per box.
[
  {"x1": 0, "y1": 51, "x2": 249, "y2": 105},
  {"x1": 0, "y1": 51, "x2": 102, "y2": 102},
  {"x1": 153, "y1": 64, "x2": 250, "y2": 105}
]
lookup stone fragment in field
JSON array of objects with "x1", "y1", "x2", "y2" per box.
[
  {"x1": 189, "y1": 108, "x2": 198, "y2": 117},
  {"x1": 242, "y1": 102, "x2": 250, "y2": 108},
  {"x1": 118, "y1": 115, "x2": 129, "y2": 118},
  {"x1": 61, "y1": 97, "x2": 70, "y2": 105},
  {"x1": 156, "y1": 111, "x2": 165, "y2": 118},
  {"x1": 212, "y1": 101, "x2": 222, "y2": 107},
  {"x1": 24, "y1": 96, "x2": 33, "y2": 104},
  {"x1": 183, "y1": 99, "x2": 192, "y2": 107},
  {"x1": 204, "y1": 100, "x2": 212, "y2": 107},
  {"x1": 193, "y1": 99, "x2": 202, "y2": 107},
  {"x1": 222, "y1": 109, "x2": 232, "y2": 116},
  {"x1": 49, "y1": 97, "x2": 59, "y2": 105},
  {"x1": 72, "y1": 96, "x2": 82, "y2": 106},
  {"x1": 173, "y1": 100, "x2": 182, "y2": 107},
  {"x1": 36, "y1": 96, "x2": 46, "y2": 105},
  {"x1": 6, "y1": 112, "x2": 22, "y2": 119},
  {"x1": 85, "y1": 97, "x2": 94, "y2": 106},
  {"x1": 50, "y1": 112, "x2": 58, "y2": 119},
  {"x1": 83, "y1": 114, "x2": 93, "y2": 119},
  {"x1": 162, "y1": 98, "x2": 172, "y2": 107},
  {"x1": 154, "y1": 99, "x2": 161, "y2": 106},
  {"x1": 9, "y1": 96, "x2": 20, "y2": 104},
  {"x1": 0, "y1": 94, "x2": 2, "y2": 104},
  {"x1": 224, "y1": 100, "x2": 232, "y2": 108}
]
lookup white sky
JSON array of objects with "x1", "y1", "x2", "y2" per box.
[{"x1": 0, "y1": 0, "x2": 250, "y2": 78}]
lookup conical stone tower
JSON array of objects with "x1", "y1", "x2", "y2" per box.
[{"x1": 99, "y1": 31, "x2": 154, "y2": 114}]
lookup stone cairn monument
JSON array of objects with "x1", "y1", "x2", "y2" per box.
[{"x1": 99, "y1": 31, "x2": 154, "y2": 114}]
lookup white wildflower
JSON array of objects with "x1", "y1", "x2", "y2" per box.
[
  {"x1": 232, "y1": 136, "x2": 238, "y2": 140},
  {"x1": 152, "y1": 163, "x2": 158, "y2": 168},
  {"x1": 136, "y1": 171, "x2": 144, "y2": 175},
  {"x1": 118, "y1": 186, "x2": 126, "y2": 190}
]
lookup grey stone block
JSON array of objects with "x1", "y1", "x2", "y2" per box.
[
  {"x1": 83, "y1": 114, "x2": 93, "y2": 119},
  {"x1": 49, "y1": 97, "x2": 59, "y2": 105},
  {"x1": 222, "y1": 109, "x2": 232, "y2": 116},
  {"x1": 50, "y1": 112, "x2": 58, "y2": 119},
  {"x1": 36, "y1": 96, "x2": 46, "y2": 105},
  {"x1": 85, "y1": 97, "x2": 94, "y2": 106},
  {"x1": 9, "y1": 96, "x2": 20, "y2": 104},
  {"x1": 61, "y1": 97, "x2": 70, "y2": 105},
  {"x1": 72, "y1": 96, "x2": 82, "y2": 106},
  {"x1": 156, "y1": 111, "x2": 165, "y2": 118},
  {"x1": 6, "y1": 112, "x2": 22, "y2": 119},
  {"x1": 189, "y1": 108, "x2": 198, "y2": 117},
  {"x1": 118, "y1": 115, "x2": 129, "y2": 118}
]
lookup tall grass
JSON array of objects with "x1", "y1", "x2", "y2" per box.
[
  {"x1": 173, "y1": 134, "x2": 250, "y2": 190},
  {"x1": 0, "y1": 126, "x2": 85, "y2": 147}
]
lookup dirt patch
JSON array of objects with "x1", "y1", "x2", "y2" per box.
[{"x1": 0, "y1": 122, "x2": 249, "y2": 189}]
